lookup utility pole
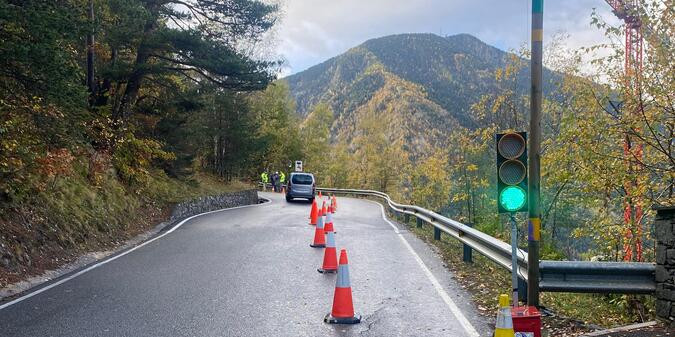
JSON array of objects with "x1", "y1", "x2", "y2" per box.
[{"x1": 528, "y1": 0, "x2": 543, "y2": 307}]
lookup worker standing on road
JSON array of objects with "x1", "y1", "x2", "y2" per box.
[
  {"x1": 261, "y1": 171, "x2": 269, "y2": 191},
  {"x1": 279, "y1": 171, "x2": 286, "y2": 193},
  {"x1": 271, "y1": 171, "x2": 280, "y2": 192}
]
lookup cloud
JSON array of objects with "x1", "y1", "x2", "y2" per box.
[{"x1": 275, "y1": 0, "x2": 622, "y2": 75}]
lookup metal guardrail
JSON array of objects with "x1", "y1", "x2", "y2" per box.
[
  {"x1": 316, "y1": 188, "x2": 529, "y2": 281},
  {"x1": 539, "y1": 261, "x2": 655, "y2": 294},
  {"x1": 315, "y1": 187, "x2": 656, "y2": 295}
]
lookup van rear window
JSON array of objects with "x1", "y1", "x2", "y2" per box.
[{"x1": 292, "y1": 174, "x2": 313, "y2": 184}]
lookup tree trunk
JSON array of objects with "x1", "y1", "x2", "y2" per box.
[
  {"x1": 113, "y1": 9, "x2": 157, "y2": 120},
  {"x1": 114, "y1": 50, "x2": 149, "y2": 119},
  {"x1": 86, "y1": 0, "x2": 95, "y2": 96}
]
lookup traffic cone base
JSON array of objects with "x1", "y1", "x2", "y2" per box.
[
  {"x1": 324, "y1": 312, "x2": 361, "y2": 324},
  {"x1": 317, "y1": 267, "x2": 337, "y2": 274},
  {"x1": 310, "y1": 243, "x2": 326, "y2": 248}
]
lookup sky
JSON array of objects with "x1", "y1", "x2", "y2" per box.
[{"x1": 273, "y1": 0, "x2": 621, "y2": 76}]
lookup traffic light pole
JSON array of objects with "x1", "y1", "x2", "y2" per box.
[
  {"x1": 528, "y1": 0, "x2": 544, "y2": 307},
  {"x1": 510, "y1": 213, "x2": 519, "y2": 306}
]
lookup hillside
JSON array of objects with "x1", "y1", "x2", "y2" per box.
[{"x1": 285, "y1": 33, "x2": 559, "y2": 149}]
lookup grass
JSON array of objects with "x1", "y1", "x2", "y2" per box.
[{"x1": 142, "y1": 170, "x2": 254, "y2": 204}]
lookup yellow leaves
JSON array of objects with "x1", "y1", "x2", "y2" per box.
[
  {"x1": 2, "y1": 139, "x2": 18, "y2": 151},
  {"x1": 410, "y1": 150, "x2": 451, "y2": 210}
]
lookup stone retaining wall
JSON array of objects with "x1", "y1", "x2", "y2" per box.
[
  {"x1": 655, "y1": 206, "x2": 675, "y2": 326},
  {"x1": 170, "y1": 189, "x2": 260, "y2": 221}
]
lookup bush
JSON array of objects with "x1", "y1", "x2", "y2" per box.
[{"x1": 112, "y1": 133, "x2": 175, "y2": 188}]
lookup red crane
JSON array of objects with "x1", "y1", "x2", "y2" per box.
[{"x1": 605, "y1": 0, "x2": 644, "y2": 262}]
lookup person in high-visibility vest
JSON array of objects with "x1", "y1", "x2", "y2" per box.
[
  {"x1": 279, "y1": 172, "x2": 286, "y2": 193},
  {"x1": 261, "y1": 171, "x2": 269, "y2": 191}
]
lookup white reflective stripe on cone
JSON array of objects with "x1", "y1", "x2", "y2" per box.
[
  {"x1": 326, "y1": 212, "x2": 332, "y2": 223},
  {"x1": 317, "y1": 216, "x2": 324, "y2": 229},
  {"x1": 336, "y1": 264, "x2": 351, "y2": 288},
  {"x1": 495, "y1": 308, "x2": 513, "y2": 329},
  {"x1": 326, "y1": 231, "x2": 336, "y2": 248}
]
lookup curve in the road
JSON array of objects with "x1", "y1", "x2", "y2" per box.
[
  {"x1": 0, "y1": 193, "x2": 490, "y2": 337},
  {"x1": 0, "y1": 198, "x2": 270, "y2": 311}
]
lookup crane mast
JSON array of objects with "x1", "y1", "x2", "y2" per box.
[{"x1": 605, "y1": 0, "x2": 644, "y2": 262}]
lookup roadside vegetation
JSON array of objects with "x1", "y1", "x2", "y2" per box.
[
  {"x1": 0, "y1": 0, "x2": 301, "y2": 287},
  {"x1": 406, "y1": 221, "x2": 655, "y2": 335}
]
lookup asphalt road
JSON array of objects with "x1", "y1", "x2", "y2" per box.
[{"x1": 0, "y1": 192, "x2": 490, "y2": 337}]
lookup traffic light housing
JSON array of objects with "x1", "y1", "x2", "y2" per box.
[{"x1": 496, "y1": 132, "x2": 528, "y2": 213}]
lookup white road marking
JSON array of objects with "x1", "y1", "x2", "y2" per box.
[
  {"x1": 0, "y1": 198, "x2": 271, "y2": 311},
  {"x1": 373, "y1": 201, "x2": 480, "y2": 337}
]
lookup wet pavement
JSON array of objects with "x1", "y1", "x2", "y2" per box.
[{"x1": 0, "y1": 192, "x2": 490, "y2": 336}]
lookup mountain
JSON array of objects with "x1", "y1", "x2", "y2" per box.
[{"x1": 284, "y1": 33, "x2": 558, "y2": 152}]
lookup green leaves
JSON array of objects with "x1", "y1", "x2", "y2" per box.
[{"x1": 0, "y1": 0, "x2": 88, "y2": 108}]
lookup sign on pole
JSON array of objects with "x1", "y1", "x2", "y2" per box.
[{"x1": 294, "y1": 160, "x2": 303, "y2": 172}]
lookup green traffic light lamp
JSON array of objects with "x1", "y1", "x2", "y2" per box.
[{"x1": 499, "y1": 185, "x2": 526, "y2": 212}]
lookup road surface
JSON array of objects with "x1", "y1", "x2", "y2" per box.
[{"x1": 0, "y1": 192, "x2": 490, "y2": 336}]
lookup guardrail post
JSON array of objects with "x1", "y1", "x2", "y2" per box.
[
  {"x1": 404, "y1": 213, "x2": 410, "y2": 224},
  {"x1": 416, "y1": 217, "x2": 423, "y2": 228},
  {"x1": 463, "y1": 222, "x2": 473, "y2": 263},
  {"x1": 434, "y1": 227, "x2": 441, "y2": 241},
  {"x1": 655, "y1": 206, "x2": 675, "y2": 326}
]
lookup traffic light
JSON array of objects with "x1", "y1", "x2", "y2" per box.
[{"x1": 496, "y1": 132, "x2": 528, "y2": 213}]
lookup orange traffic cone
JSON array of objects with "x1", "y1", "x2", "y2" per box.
[
  {"x1": 318, "y1": 191, "x2": 322, "y2": 198},
  {"x1": 309, "y1": 200, "x2": 318, "y2": 225},
  {"x1": 310, "y1": 214, "x2": 326, "y2": 248},
  {"x1": 332, "y1": 195, "x2": 337, "y2": 212},
  {"x1": 325, "y1": 249, "x2": 361, "y2": 324},
  {"x1": 324, "y1": 211, "x2": 335, "y2": 233},
  {"x1": 318, "y1": 231, "x2": 338, "y2": 273},
  {"x1": 321, "y1": 201, "x2": 327, "y2": 217}
]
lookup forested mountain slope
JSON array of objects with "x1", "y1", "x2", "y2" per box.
[{"x1": 285, "y1": 33, "x2": 561, "y2": 147}]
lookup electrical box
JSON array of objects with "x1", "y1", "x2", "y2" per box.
[{"x1": 512, "y1": 306, "x2": 541, "y2": 337}]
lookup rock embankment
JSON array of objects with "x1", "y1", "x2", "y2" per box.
[{"x1": 170, "y1": 189, "x2": 260, "y2": 221}]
